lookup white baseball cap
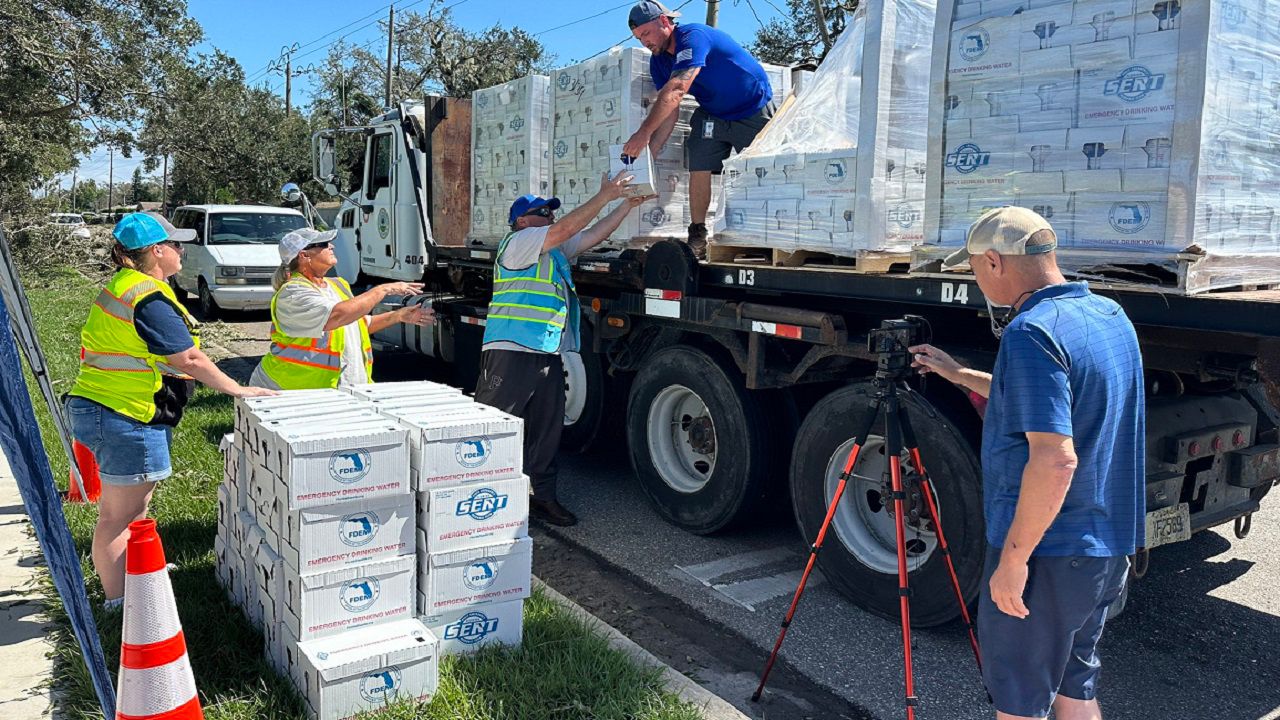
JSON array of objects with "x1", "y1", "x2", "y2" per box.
[
  {"x1": 943, "y1": 206, "x2": 1057, "y2": 268},
  {"x1": 279, "y1": 228, "x2": 338, "y2": 264}
]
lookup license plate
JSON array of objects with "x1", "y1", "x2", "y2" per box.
[{"x1": 1145, "y1": 502, "x2": 1191, "y2": 549}]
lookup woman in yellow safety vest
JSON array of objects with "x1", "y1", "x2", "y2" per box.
[
  {"x1": 250, "y1": 228, "x2": 432, "y2": 390},
  {"x1": 65, "y1": 213, "x2": 276, "y2": 609}
]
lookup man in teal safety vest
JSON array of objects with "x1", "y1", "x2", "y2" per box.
[{"x1": 476, "y1": 172, "x2": 650, "y2": 526}]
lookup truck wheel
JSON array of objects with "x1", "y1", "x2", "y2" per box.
[
  {"x1": 169, "y1": 277, "x2": 188, "y2": 302},
  {"x1": 561, "y1": 336, "x2": 605, "y2": 454},
  {"x1": 197, "y1": 278, "x2": 219, "y2": 320},
  {"x1": 790, "y1": 383, "x2": 984, "y2": 627},
  {"x1": 627, "y1": 345, "x2": 774, "y2": 534}
]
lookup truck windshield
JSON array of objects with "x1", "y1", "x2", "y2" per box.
[{"x1": 208, "y1": 213, "x2": 308, "y2": 244}]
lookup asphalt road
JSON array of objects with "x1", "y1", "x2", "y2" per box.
[{"x1": 210, "y1": 312, "x2": 1280, "y2": 720}]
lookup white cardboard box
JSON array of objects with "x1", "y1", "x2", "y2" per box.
[
  {"x1": 609, "y1": 145, "x2": 656, "y2": 196},
  {"x1": 258, "y1": 422, "x2": 411, "y2": 509},
  {"x1": 280, "y1": 495, "x2": 416, "y2": 576},
  {"x1": 416, "y1": 475, "x2": 530, "y2": 554},
  {"x1": 384, "y1": 407, "x2": 523, "y2": 490},
  {"x1": 341, "y1": 381, "x2": 462, "y2": 401},
  {"x1": 418, "y1": 537, "x2": 533, "y2": 616},
  {"x1": 282, "y1": 555, "x2": 417, "y2": 641},
  {"x1": 296, "y1": 619, "x2": 439, "y2": 720},
  {"x1": 418, "y1": 600, "x2": 524, "y2": 655}
]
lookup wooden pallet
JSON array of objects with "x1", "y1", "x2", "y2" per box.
[{"x1": 706, "y1": 244, "x2": 913, "y2": 273}]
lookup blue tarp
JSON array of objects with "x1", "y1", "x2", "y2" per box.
[{"x1": 0, "y1": 290, "x2": 116, "y2": 717}]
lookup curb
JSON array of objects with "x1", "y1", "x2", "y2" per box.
[{"x1": 534, "y1": 576, "x2": 750, "y2": 720}]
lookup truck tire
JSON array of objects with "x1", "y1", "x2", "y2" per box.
[
  {"x1": 790, "y1": 383, "x2": 985, "y2": 627},
  {"x1": 627, "y1": 345, "x2": 774, "y2": 534},
  {"x1": 561, "y1": 330, "x2": 605, "y2": 454}
]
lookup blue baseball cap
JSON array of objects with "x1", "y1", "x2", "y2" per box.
[
  {"x1": 629, "y1": 0, "x2": 681, "y2": 28},
  {"x1": 112, "y1": 212, "x2": 195, "y2": 250},
  {"x1": 508, "y1": 195, "x2": 562, "y2": 225}
]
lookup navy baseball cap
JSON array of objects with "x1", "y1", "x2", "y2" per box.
[
  {"x1": 508, "y1": 195, "x2": 562, "y2": 225},
  {"x1": 629, "y1": 0, "x2": 681, "y2": 28}
]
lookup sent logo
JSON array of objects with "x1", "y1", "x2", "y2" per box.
[
  {"x1": 443, "y1": 611, "x2": 501, "y2": 645},
  {"x1": 339, "y1": 577, "x2": 381, "y2": 613},
  {"x1": 888, "y1": 203, "x2": 920, "y2": 229},
  {"x1": 359, "y1": 666, "x2": 401, "y2": 703},
  {"x1": 959, "y1": 28, "x2": 990, "y2": 61},
  {"x1": 554, "y1": 139, "x2": 569, "y2": 159},
  {"x1": 1109, "y1": 202, "x2": 1151, "y2": 234},
  {"x1": 456, "y1": 487, "x2": 509, "y2": 521},
  {"x1": 602, "y1": 98, "x2": 617, "y2": 118},
  {"x1": 339, "y1": 511, "x2": 380, "y2": 547},
  {"x1": 510, "y1": 115, "x2": 525, "y2": 131},
  {"x1": 329, "y1": 449, "x2": 372, "y2": 484},
  {"x1": 462, "y1": 558, "x2": 499, "y2": 591},
  {"x1": 1103, "y1": 65, "x2": 1166, "y2": 102},
  {"x1": 455, "y1": 436, "x2": 492, "y2": 468},
  {"x1": 945, "y1": 143, "x2": 991, "y2": 174}
]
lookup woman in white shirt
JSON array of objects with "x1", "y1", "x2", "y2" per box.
[{"x1": 250, "y1": 229, "x2": 432, "y2": 390}]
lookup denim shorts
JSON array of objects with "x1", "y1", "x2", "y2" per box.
[
  {"x1": 977, "y1": 545, "x2": 1129, "y2": 718},
  {"x1": 65, "y1": 396, "x2": 173, "y2": 485}
]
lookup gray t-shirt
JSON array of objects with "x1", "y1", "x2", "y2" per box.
[
  {"x1": 484, "y1": 225, "x2": 585, "y2": 355},
  {"x1": 251, "y1": 279, "x2": 369, "y2": 388}
]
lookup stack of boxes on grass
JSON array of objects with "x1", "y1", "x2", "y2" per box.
[
  {"x1": 926, "y1": 0, "x2": 1280, "y2": 290},
  {"x1": 712, "y1": 0, "x2": 936, "y2": 257},
  {"x1": 216, "y1": 382, "x2": 531, "y2": 720},
  {"x1": 470, "y1": 75, "x2": 554, "y2": 240}
]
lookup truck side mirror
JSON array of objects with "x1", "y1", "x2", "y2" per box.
[{"x1": 313, "y1": 131, "x2": 341, "y2": 197}]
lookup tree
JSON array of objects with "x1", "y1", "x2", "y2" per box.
[
  {"x1": 750, "y1": 0, "x2": 858, "y2": 65},
  {"x1": 0, "y1": 0, "x2": 200, "y2": 216},
  {"x1": 73, "y1": 179, "x2": 102, "y2": 212}
]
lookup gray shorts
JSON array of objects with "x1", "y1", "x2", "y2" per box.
[{"x1": 686, "y1": 103, "x2": 776, "y2": 174}]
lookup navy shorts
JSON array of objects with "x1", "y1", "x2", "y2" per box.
[
  {"x1": 66, "y1": 396, "x2": 173, "y2": 485},
  {"x1": 977, "y1": 545, "x2": 1129, "y2": 718}
]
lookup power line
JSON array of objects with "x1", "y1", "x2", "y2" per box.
[
  {"x1": 758, "y1": 0, "x2": 788, "y2": 17},
  {"x1": 533, "y1": 1, "x2": 634, "y2": 37},
  {"x1": 739, "y1": 0, "x2": 768, "y2": 29},
  {"x1": 577, "y1": 0, "x2": 698, "y2": 62}
]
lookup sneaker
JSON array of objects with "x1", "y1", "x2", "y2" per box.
[
  {"x1": 687, "y1": 223, "x2": 709, "y2": 260},
  {"x1": 530, "y1": 497, "x2": 578, "y2": 527},
  {"x1": 102, "y1": 597, "x2": 124, "y2": 613}
]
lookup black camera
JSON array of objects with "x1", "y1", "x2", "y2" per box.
[{"x1": 867, "y1": 316, "x2": 928, "y2": 379}]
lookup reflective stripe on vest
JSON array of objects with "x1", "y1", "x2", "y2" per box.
[
  {"x1": 260, "y1": 275, "x2": 373, "y2": 389},
  {"x1": 68, "y1": 269, "x2": 200, "y2": 423},
  {"x1": 482, "y1": 231, "x2": 579, "y2": 353}
]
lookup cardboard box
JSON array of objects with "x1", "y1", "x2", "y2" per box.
[
  {"x1": 235, "y1": 390, "x2": 350, "y2": 433},
  {"x1": 384, "y1": 407, "x2": 523, "y2": 490},
  {"x1": 417, "y1": 475, "x2": 530, "y2": 554},
  {"x1": 418, "y1": 600, "x2": 524, "y2": 655},
  {"x1": 803, "y1": 151, "x2": 859, "y2": 198},
  {"x1": 282, "y1": 555, "x2": 417, "y2": 641},
  {"x1": 1072, "y1": 195, "x2": 1169, "y2": 248},
  {"x1": 1077, "y1": 53, "x2": 1178, "y2": 126},
  {"x1": 418, "y1": 537, "x2": 533, "y2": 615},
  {"x1": 257, "y1": 421, "x2": 411, "y2": 509},
  {"x1": 608, "y1": 145, "x2": 656, "y2": 196},
  {"x1": 342, "y1": 382, "x2": 461, "y2": 401},
  {"x1": 943, "y1": 135, "x2": 1015, "y2": 192},
  {"x1": 296, "y1": 619, "x2": 438, "y2": 720},
  {"x1": 949, "y1": 16, "x2": 1022, "y2": 81},
  {"x1": 280, "y1": 496, "x2": 416, "y2": 576}
]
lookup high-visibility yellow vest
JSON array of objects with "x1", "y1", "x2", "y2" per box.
[
  {"x1": 68, "y1": 268, "x2": 200, "y2": 424},
  {"x1": 481, "y1": 231, "x2": 580, "y2": 353},
  {"x1": 260, "y1": 275, "x2": 373, "y2": 389}
]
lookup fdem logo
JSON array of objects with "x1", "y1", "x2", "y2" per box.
[
  {"x1": 339, "y1": 511, "x2": 380, "y2": 548},
  {"x1": 959, "y1": 28, "x2": 990, "y2": 61},
  {"x1": 824, "y1": 160, "x2": 849, "y2": 185},
  {"x1": 455, "y1": 437, "x2": 492, "y2": 468},
  {"x1": 329, "y1": 449, "x2": 372, "y2": 484},
  {"x1": 557, "y1": 71, "x2": 573, "y2": 91},
  {"x1": 339, "y1": 577, "x2": 381, "y2": 613},
  {"x1": 444, "y1": 611, "x2": 500, "y2": 645},
  {"x1": 462, "y1": 558, "x2": 499, "y2": 591},
  {"x1": 1109, "y1": 202, "x2": 1151, "y2": 234},
  {"x1": 945, "y1": 143, "x2": 991, "y2": 174},
  {"x1": 456, "y1": 488, "x2": 509, "y2": 521},
  {"x1": 1103, "y1": 65, "x2": 1166, "y2": 102},
  {"x1": 359, "y1": 667, "x2": 401, "y2": 702}
]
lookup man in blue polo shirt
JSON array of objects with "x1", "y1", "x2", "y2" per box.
[
  {"x1": 909, "y1": 207, "x2": 1145, "y2": 720},
  {"x1": 622, "y1": 0, "x2": 775, "y2": 258}
]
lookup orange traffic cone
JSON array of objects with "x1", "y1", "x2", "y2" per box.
[
  {"x1": 117, "y1": 519, "x2": 204, "y2": 720},
  {"x1": 68, "y1": 440, "x2": 102, "y2": 503}
]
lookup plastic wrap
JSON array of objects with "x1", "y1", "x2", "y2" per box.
[
  {"x1": 926, "y1": 0, "x2": 1280, "y2": 292},
  {"x1": 470, "y1": 75, "x2": 554, "y2": 240},
  {"x1": 714, "y1": 0, "x2": 936, "y2": 255}
]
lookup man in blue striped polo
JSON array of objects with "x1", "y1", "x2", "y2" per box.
[{"x1": 910, "y1": 206, "x2": 1146, "y2": 720}]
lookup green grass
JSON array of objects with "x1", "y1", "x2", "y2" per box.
[{"x1": 20, "y1": 265, "x2": 703, "y2": 720}]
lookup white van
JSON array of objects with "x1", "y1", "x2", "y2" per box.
[{"x1": 169, "y1": 205, "x2": 309, "y2": 317}]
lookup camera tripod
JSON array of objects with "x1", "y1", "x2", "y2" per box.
[{"x1": 752, "y1": 360, "x2": 984, "y2": 719}]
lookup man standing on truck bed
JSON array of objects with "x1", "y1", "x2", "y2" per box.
[
  {"x1": 909, "y1": 207, "x2": 1145, "y2": 720},
  {"x1": 622, "y1": 0, "x2": 775, "y2": 259},
  {"x1": 475, "y1": 172, "x2": 650, "y2": 527}
]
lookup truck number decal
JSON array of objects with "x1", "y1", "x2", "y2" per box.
[
  {"x1": 738, "y1": 269, "x2": 755, "y2": 286},
  {"x1": 940, "y1": 282, "x2": 970, "y2": 304},
  {"x1": 404, "y1": 255, "x2": 424, "y2": 265}
]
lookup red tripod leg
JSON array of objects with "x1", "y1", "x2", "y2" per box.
[
  {"x1": 885, "y1": 394, "x2": 918, "y2": 720},
  {"x1": 753, "y1": 398, "x2": 882, "y2": 702}
]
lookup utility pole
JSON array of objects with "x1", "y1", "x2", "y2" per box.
[
  {"x1": 285, "y1": 54, "x2": 293, "y2": 114},
  {"x1": 706, "y1": 0, "x2": 719, "y2": 26},
  {"x1": 385, "y1": 4, "x2": 395, "y2": 109},
  {"x1": 161, "y1": 154, "x2": 169, "y2": 213},
  {"x1": 71, "y1": 169, "x2": 77, "y2": 212},
  {"x1": 107, "y1": 146, "x2": 114, "y2": 212}
]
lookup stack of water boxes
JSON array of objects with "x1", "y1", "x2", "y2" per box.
[
  {"x1": 714, "y1": 0, "x2": 935, "y2": 255},
  {"x1": 550, "y1": 48, "x2": 792, "y2": 247},
  {"x1": 470, "y1": 75, "x2": 554, "y2": 240},
  {"x1": 343, "y1": 382, "x2": 532, "y2": 655},
  {"x1": 926, "y1": 0, "x2": 1280, "y2": 287},
  {"x1": 216, "y1": 389, "x2": 436, "y2": 720}
]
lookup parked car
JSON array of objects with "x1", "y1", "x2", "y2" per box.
[
  {"x1": 168, "y1": 204, "x2": 309, "y2": 317},
  {"x1": 50, "y1": 213, "x2": 91, "y2": 240}
]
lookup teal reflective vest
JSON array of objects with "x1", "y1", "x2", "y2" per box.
[{"x1": 482, "y1": 231, "x2": 580, "y2": 353}]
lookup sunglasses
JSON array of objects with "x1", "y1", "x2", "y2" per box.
[
  {"x1": 303, "y1": 240, "x2": 332, "y2": 251},
  {"x1": 157, "y1": 239, "x2": 183, "y2": 250},
  {"x1": 522, "y1": 206, "x2": 554, "y2": 219}
]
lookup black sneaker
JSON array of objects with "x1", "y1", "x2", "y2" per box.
[
  {"x1": 687, "y1": 223, "x2": 708, "y2": 259},
  {"x1": 530, "y1": 497, "x2": 578, "y2": 527}
]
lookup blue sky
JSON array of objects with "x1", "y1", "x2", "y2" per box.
[{"x1": 64, "y1": 0, "x2": 784, "y2": 190}]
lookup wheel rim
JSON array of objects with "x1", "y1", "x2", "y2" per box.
[
  {"x1": 562, "y1": 352, "x2": 587, "y2": 427},
  {"x1": 823, "y1": 435, "x2": 940, "y2": 574},
  {"x1": 645, "y1": 384, "x2": 717, "y2": 494}
]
